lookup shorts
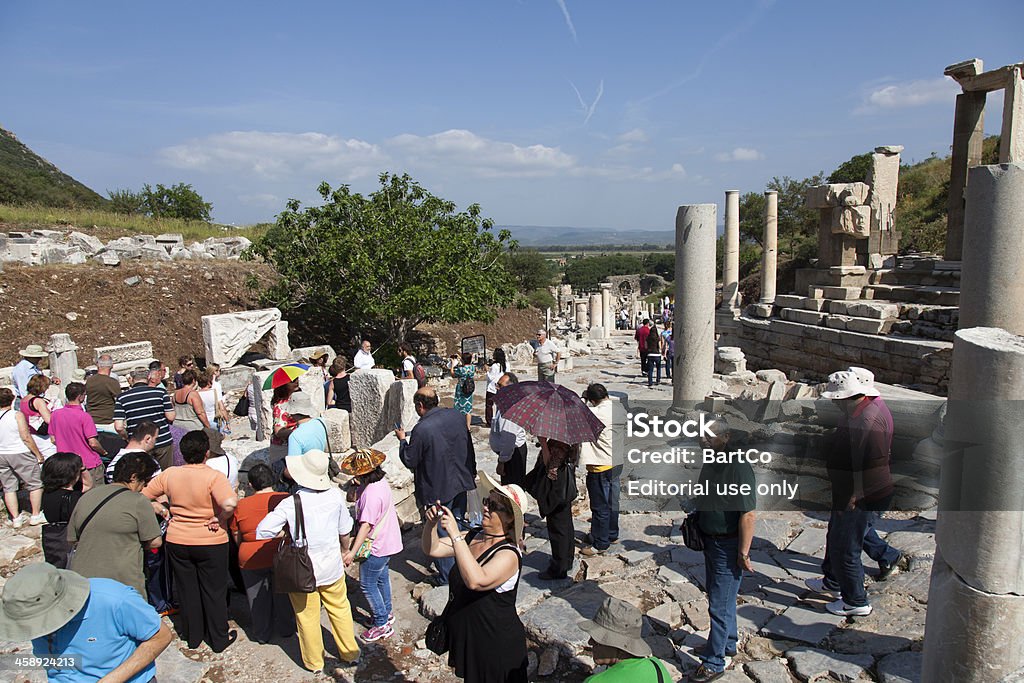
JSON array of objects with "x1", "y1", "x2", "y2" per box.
[{"x1": 0, "y1": 451, "x2": 43, "y2": 492}]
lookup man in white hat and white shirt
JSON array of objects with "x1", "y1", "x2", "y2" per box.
[
  {"x1": 805, "y1": 366, "x2": 902, "y2": 617},
  {"x1": 12, "y1": 344, "x2": 59, "y2": 403}
]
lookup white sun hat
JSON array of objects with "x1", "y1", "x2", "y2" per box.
[{"x1": 821, "y1": 369, "x2": 881, "y2": 400}]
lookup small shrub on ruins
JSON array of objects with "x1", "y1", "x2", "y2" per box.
[{"x1": 526, "y1": 288, "x2": 556, "y2": 311}]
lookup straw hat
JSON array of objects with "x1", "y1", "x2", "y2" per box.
[
  {"x1": 339, "y1": 448, "x2": 386, "y2": 477},
  {"x1": 284, "y1": 449, "x2": 334, "y2": 491},
  {"x1": 579, "y1": 597, "x2": 652, "y2": 658},
  {"x1": 821, "y1": 368, "x2": 881, "y2": 400},
  {"x1": 308, "y1": 349, "x2": 329, "y2": 362},
  {"x1": 0, "y1": 564, "x2": 91, "y2": 641},
  {"x1": 19, "y1": 344, "x2": 47, "y2": 358},
  {"x1": 477, "y1": 470, "x2": 528, "y2": 542}
]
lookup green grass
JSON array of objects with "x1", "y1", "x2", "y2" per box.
[{"x1": 0, "y1": 203, "x2": 265, "y2": 242}]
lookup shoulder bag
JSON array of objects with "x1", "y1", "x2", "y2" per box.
[
  {"x1": 353, "y1": 504, "x2": 391, "y2": 562},
  {"x1": 681, "y1": 511, "x2": 704, "y2": 552},
  {"x1": 273, "y1": 494, "x2": 317, "y2": 593},
  {"x1": 68, "y1": 487, "x2": 130, "y2": 566}
]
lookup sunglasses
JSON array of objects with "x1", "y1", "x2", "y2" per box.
[{"x1": 483, "y1": 496, "x2": 511, "y2": 513}]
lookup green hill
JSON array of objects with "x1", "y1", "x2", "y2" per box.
[{"x1": 0, "y1": 126, "x2": 107, "y2": 208}]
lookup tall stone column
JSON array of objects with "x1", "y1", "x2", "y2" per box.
[
  {"x1": 575, "y1": 300, "x2": 588, "y2": 328},
  {"x1": 957, "y1": 163, "x2": 1024, "y2": 332},
  {"x1": 588, "y1": 294, "x2": 602, "y2": 333},
  {"x1": 600, "y1": 283, "x2": 613, "y2": 337},
  {"x1": 924, "y1": 162, "x2": 1024, "y2": 680},
  {"x1": 46, "y1": 333, "x2": 79, "y2": 386},
  {"x1": 721, "y1": 190, "x2": 741, "y2": 313},
  {"x1": 760, "y1": 191, "x2": 778, "y2": 304},
  {"x1": 944, "y1": 91, "x2": 986, "y2": 261},
  {"x1": 671, "y1": 204, "x2": 717, "y2": 413}
]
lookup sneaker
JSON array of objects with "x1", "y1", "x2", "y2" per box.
[
  {"x1": 361, "y1": 623, "x2": 394, "y2": 642},
  {"x1": 877, "y1": 552, "x2": 903, "y2": 581},
  {"x1": 11, "y1": 512, "x2": 28, "y2": 529},
  {"x1": 825, "y1": 599, "x2": 872, "y2": 617},
  {"x1": 689, "y1": 664, "x2": 724, "y2": 682},
  {"x1": 29, "y1": 513, "x2": 46, "y2": 526},
  {"x1": 804, "y1": 577, "x2": 839, "y2": 597},
  {"x1": 580, "y1": 546, "x2": 606, "y2": 557},
  {"x1": 386, "y1": 613, "x2": 395, "y2": 626}
]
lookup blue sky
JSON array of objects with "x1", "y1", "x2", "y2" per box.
[{"x1": 1, "y1": 1, "x2": 1018, "y2": 229}]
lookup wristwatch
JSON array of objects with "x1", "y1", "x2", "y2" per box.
[
  {"x1": 452, "y1": 534, "x2": 466, "y2": 544},
  {"x1": 739, "y1": 553, "x2": 750, "y2": 561}
]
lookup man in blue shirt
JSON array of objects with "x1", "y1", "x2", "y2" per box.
[
  {"x1": 0, "y1": 564, "x2": 172, "y2": 683},
  {"x1": 12, "y1": 344, "x2": 56, "y2": 401}
]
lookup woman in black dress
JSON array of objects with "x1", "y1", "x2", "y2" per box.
[{"x1": 422, "y1": 470, "x2": 529, "y2": 683}]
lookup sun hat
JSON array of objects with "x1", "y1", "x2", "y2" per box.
[
  {"x1": 579, "y1": 597, "x2": 652, "y2": 658},
  {"x1": 203, "y1": 427, "x2": 226, "y2": 456},
  {"x1": 339, "y1": 448, "x2": 386, "y2": 477},
  {"x1": 0, "y1": 564, "x2": 91, "y2": 641},
  {"x1": 477, "y1": 470, "x2": 528, "y2": 542},
  {"x1": 19, "y1": 344, "x2": 47, "y2": 358},
  {"x1": 308, "y1": 349, "x2": 329, "y2": 362},
  {"x1": 820, "y1": 369, "x2": 881, "y2": 400},
  {"x1": 284, "y1": 449, "x2": 334, "y2": 491}
]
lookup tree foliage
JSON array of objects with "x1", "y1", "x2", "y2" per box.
[
  {"x1": 503, "y1": 249, "x2": 555, "y2": 293},
  {"x1": 641, "y1": 252, "x2": 675, "y2": 279},
  {"x1": 107, "y1": 183, "x2": 212, "y2": 222},
  {"x1": 244, "y1": 173, "x2": 516, "y2": 345},
  {"x1": 828, "y1": 153, "x2": 872, "y2": 184},
  {"x1": 562, "y1": 253, "x2": 644, "y2": 289}
]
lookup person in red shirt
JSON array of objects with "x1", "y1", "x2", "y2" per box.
[
  {"x1": 230, "y1": 463, "x2": 295, "y2": 643},
  {"x1": 634, "y1": 320, "x2": 651, "y2": 376}
]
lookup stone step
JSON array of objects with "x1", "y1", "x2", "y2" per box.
[
  {"x1": 807, "y1": 285, "x2": 863, "y2": 300},
  {"x1": 826, "y1": 299, "x2": 901, "y2": 320},
  {"x1": 778, "y1": 307, "x2": 826, "y2": 326},
  {"x1": 823, "y1": 314, "x2": 896, "y2": 335},
  {"x1": 863, "y1": 284, "x2": 960, "y2": 306},
  {"x1": 870, "y1": 269, "x2": 960, "y2": 287}
]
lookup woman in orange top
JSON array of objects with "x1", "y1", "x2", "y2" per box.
[
  {"x1": 229, "y1": 463, "x2": 294, "y2": 644},
  {"x1": 143, "y1": 429, "x2": 237, "y2": 652}
]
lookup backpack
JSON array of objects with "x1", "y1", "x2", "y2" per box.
[
  {"x1": 408, "y1": 357, "x2": 427, "y2": 388},
  {"x1": 459, "y1": 375, "x2": 475, "y2": 396}
]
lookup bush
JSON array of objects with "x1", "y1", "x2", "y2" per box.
[{"x1": 526, "y1": 288, "x2": 556, "y2": 310}]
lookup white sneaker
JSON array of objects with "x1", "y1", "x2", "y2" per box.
[
  {"x1": 29, "y1": 513, "x2": 46, "y2": 526},
  {"x1": 11, "y1": 512, "x2": 28, "y2": 529},
  {"x1": 804, "y1": 577, "x2": 838, "y2": 597},
  {"x1": 826, "y1": 599, "x2": 872, "y2": 617}
]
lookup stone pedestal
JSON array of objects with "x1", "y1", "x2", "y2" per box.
[
  {"x1": 867, "y1": 146, "x2": 903, "y2": 251},
  {"x1": 349, "y1": 370, "x2": 398, "y2": 449},
  {"x1": 574, "y1": 300, "x2": 588, "y2": 328},
  {"x1": 671, "y1": 204, "x2": 717, "y2": 412},
  {"x1": 600, "y1": 283, "x2": 613, "y2": 338},
  {"x1": 958, "y1": 163, "x2": 1024, "y2": 334},
  {"x1": 267, "y1": 321, "x2": 290, "y2": 361},
  {"x1": 721, "y1": 190, "x2": 741, "y2": 312},
  {"x1": 588, "y1": 294, "x2": 602, "y2": 331},
  {"x1": 760, "y1": 191, "x2": 778, "y2": 304},
  {"x1": 46, "y1": 334, "x2": 78, "y2": 387}
]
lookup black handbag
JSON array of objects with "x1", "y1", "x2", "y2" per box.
[
  {"x1": 681, "y1": 511, "x2": 704, "y2": 552},
  {"x1": 273, "y1": 495, "x2": 317, "y2": 593},
  {"x1": 233, "y1": 394, "x2": 250, "y2": 417},
  {"x1": 425, "y1": 613, "x2": 449, "y2": 654},
  {"x1": 523, "y1": 457, "x2": 578, "y2": 519}
]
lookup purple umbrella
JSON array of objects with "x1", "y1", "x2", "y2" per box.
[{"x1": 492, "y1": 381, "x2": 605, "y2": 444}]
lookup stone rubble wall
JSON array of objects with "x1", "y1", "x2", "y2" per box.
[{"x1": 0, "y1": 229, "x2": 251, "y2": 267}]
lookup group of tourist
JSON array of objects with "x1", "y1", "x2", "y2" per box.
[
  {"x1": 634, "y1": 318, "x2": 674, "y2": 387},
  {"x1": 0, "y1": 331, "x2": 902, "y2": 683}
]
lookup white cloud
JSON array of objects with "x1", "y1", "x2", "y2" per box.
[
  {"x1": 858, "y1": 76, "x2": 959, "y2": 113},
  {"x1": 387, "y1": 129, "x2": 576, "y2": 178},
  {"x1": 159, "y1": 131, "x2": 385, "y2": 180},
  {"x1": 554, "y1": 0, "x2": 578, "y2": 43},
  {"x1": 715, "y1": 147, "x2": 764, "y2": 162},
  {"x1": 618, "y1": 128, "x2": 648, "y2": 143}
]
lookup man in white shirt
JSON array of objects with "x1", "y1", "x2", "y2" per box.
[
  {"x1": 489, "y1": 373, "x2": 527, "y2": 487},
  {"x1": 534, "y1": 329, "x2": 561, "y2": 383},
  {"x1": 203, "y1": 428, "x2": 239, "y2": 490},
  {"x1": 353, "y1": 340, "x2": 375, "y2": 372}
]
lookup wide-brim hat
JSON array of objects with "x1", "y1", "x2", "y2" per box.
[
  {"x1": 477, "y1": 470, "x2": 528, "y2": 543},
  {"x1": 339, "y1": 448, "x2": 386, "y2": 476},
  {"x1": 308, "y1": 349, "x2": 329, "y2": 362},
  {"x1": 0, "y1": 564, "x2": 91, "y2": 641},
  {"x1": 203, "y1": 427, "x2": 225, "y2": 456},
  {"x1": 579, "y1": 597, "x2": 652, "y2": 658},
  {"x1": 821, "y1": 369, "x2": 880, "y2": 399},
  {"x1": 19, "y1": 344, "x2": 47, "y2": 358},
  {"x1": 284, "y1": 449, "x2": 334, "y2": 491}
]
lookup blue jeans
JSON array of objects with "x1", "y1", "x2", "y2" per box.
[
  {"x1": 821, "y1": 508, "x2": 871, "y2": 606},
  {"x1": 702, "y1": 536, "x2": 742, "y2": 672},
  {"x1": 863, "y1": 519, "x2": 900, "y2": 566},
  {"x1": 359, "y1": 554, "x2": 393, "y2": 628},
  {"x1": 145, "y1": 544, "x2": 173, "y2": 612},
  {"x1": 585, "y1": 466, "x2": 621, "y2": 550},
  {"x1": 433, "y1": 491, "x2": 468, "y2": 584},
  {"x1": 647, "y1": 355, "x2": 662, "y2": 385},
  {"x1": 664, "y1": 353, "x2": 673, "y2": 379}
]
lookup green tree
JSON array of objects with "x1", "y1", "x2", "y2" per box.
[
  {"x1": 768, "y1": 174, "x2": 823, "y2": 257},
  {"x1": 245, "y1": 173, "x2": 516, "y2": 346},
  {"x1": 738, "y1": 191, "x2": 767, "y2": 246},
  {"x1": 828, "y1": 153, "x2": 872, "y2": 183},
  {"x1": 107, "y1": 188, "x2": 144, "y2": 214},
  {"x1": 562, "y1": 254, "x2": 643, "y2": 289},
  {"x1": 641, "y1": 252, "x2": 675, "y2": 280},
  {"x1": 503, "y1": 249, "x2": 555, "y2": 293},
  {"x1": 141, "y1": 183, "x2": 212, "y2": 221}
]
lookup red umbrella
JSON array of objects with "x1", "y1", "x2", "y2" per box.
[{"x1": 492, "y1": 381, "x2": 605, "y2": 444}]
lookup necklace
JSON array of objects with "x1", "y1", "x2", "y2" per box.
[{"x1": 475, "y1": 531, "x2": 507, "y2": 539}]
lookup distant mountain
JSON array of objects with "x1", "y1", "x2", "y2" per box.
[
  {"x1": 500, "y1": 224, "x2": 675, "y2": 248},
  {"x1": 0, "y1": 126, "x2": 107, "y2": 208}
]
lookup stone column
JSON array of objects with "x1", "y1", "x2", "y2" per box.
[
  {"x1": 671, "y1": 204, "x2": 717, "y2": 413},
  {"x1": 589, "y1": 294, "x2": 602, "y2": 330},
  {"x1": 545, "y1": 307, "x2": 551, "y2": 335},
  {"x1": 944, "y1": 91, "x2": 986, "y2": 261},
  {"x1": 721, "y1": 190, "x2": 741, "y2": 313},
  {"x1": 46, "y1": 333, "x2": 78, "y2": 386},
  {"x1": 600, "y1": 283, "x2": 613, "y2": 337},
  {"x1": 999, "y1": 65, "x2": 1023, "y2": 163},
  {"x1": 760, "y1": 191, "x2": 778, "y2": 304},
  {"x1": 958, "y1": 163, "x2": 1024, "y2": 333},
  {"x1": 575, "y1": 300, "x2": 588, "y2": 328}
]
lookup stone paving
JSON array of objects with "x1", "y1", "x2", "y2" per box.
[{"x1": 0, "y1": 331, "x2": 933, "y2": 681}]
